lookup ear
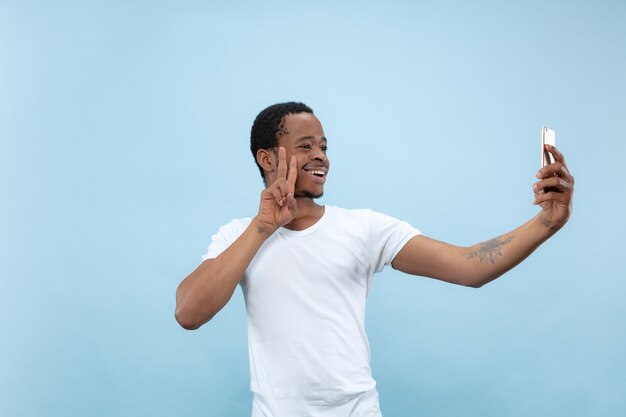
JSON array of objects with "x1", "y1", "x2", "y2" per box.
[{"x1": 256, "y1": 148, "x2": 276, "y2": 175}]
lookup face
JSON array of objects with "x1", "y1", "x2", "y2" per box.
[{"x1": 274, "y1": 112, "x2": 330, "y2": 199}]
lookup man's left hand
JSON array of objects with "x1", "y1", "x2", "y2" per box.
[{"x1": 533, "y1": 144, "x2": 575, "y2": 231}]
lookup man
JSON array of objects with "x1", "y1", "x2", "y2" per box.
[{"x1": 175, "y1": 102, "x2": 574, "y2": 416}]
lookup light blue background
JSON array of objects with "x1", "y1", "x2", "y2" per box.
[{"x1": 2, "y1": 1, "x2": 625, "y2": 416}]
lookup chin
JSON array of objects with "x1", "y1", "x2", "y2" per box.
[{"x1": 297, "y1": 190, "x2": 324, "y2": 199}]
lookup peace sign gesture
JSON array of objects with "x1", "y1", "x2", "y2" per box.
[{"x1": 256, "y1": 147, "x2": 299, "y2": 234}]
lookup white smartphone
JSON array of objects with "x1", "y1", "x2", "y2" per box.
[{"x1": 541, "y1": 127, "x2": 556, "y2": 168}]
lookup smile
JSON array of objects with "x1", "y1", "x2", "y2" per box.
[
  {"x1": 305, "y1": 169, "x2": 326, "y2": 177},
  {"x1": 302, "y1": 166, "x2": 328, "y2": 183}
]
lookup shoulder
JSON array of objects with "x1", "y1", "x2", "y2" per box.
[
  {"x1": 327, "y1": 206, "x2": 402, "y2": 223},
  {"x1": 325, "y1": 206, "x2": 372, "y2": 224},
  {"x1": 202, "y1": 217, "x2": 253, "y2": 261},
  {"x1": 325, "y1": 206, "x2": 413, "y2": 235},
  {"x1": 325, "y1": 205, "x2": 377, "y2": 218},
  {"x1": 328, "y1": 205, "x2": 421, "y2": 238},
  {"x1": 213, "y1": 217, "x2": 253, "y2": 238}
]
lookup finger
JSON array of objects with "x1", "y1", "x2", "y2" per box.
[
  {"x1": 277, "y1": 147, "x2": 287, "y2": 180},
  {"x1": 536, "y1": 161, "x2": 565, "y2": 179},
  {"x1": 277, "y1": 179, "x2": 293, "y2": 198},
  {"x1": 533, "y1": 190, "x2": 566, "y2": 205},
  {"x1": 555, "y1": 164, "x2": 573, "y2": 182},
  {"x1": 537, "y1": 164, "x2": 574, "y2": 186},
  {"x1": 270, "y1": 186, "x2": 284, "y2": 207},
  {"x1": 287, "y1": 155, "x2": 298, "y2": 185},
  {"x1": 545, "y1": 144, "x2": 568, "y2": 168},
  {"x1": 533, "y1": 176, "x2": 570, "y2": 194}
]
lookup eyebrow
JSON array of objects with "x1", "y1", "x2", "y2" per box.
[{"x1": 295, "y1": 136, "x2": 328, "y2": 143}]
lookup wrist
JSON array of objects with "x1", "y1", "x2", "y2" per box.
[
  {"x1": 537, "y1": 212, "x2": 565, "y2": 234},
  {"x1": 252, "y1": 215, "x2": 278, "y2": 237}
]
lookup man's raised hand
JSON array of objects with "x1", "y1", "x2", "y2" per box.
[
  {"x1": 533, "y1": 144, "x2": 574, "y2": 231},
  {"x1": 256, "y1": 147, "x2": 298, "y2": 234}
]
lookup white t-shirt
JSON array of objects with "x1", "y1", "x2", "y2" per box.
[{"x1": 203, "y1": 206, "x2": 421, "y2": 417}]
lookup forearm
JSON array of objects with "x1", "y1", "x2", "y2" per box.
[
  {"x1": 175, "y1": 217, "x2": 271, "y2": 329},
  {"x1": 462, "y1": 212, "x2": 560, "y2": 287},
  {"x1": 394, "y1": 144, "x2": 573, "y2": 287}
]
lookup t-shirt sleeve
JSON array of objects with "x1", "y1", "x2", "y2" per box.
[
  {"x1": 367, "y1": 210, "x2": 422, "y2": 273},
  {"x1": 201, "y1": 218, "x2": 250, "y2": 261}
]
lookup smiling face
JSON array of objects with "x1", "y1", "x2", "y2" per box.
[{"x1": 271, "y1": 112, "x2": 330, "y2": 199}]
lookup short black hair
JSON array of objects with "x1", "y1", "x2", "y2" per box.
[{"x1": 250, "y1": 101, "x2": 314, "y2": 180}]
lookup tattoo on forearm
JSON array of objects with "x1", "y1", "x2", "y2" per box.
[
  {"x1": 467, "y1": 236, "x2": 514, "y2": 264},
  {"x1": 539, "y1": 215, "x2": 560, "y2": 232}
]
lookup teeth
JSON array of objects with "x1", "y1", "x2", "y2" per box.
[{"x1": 305, "y1": 169, "x2": 325, "y2": 176}]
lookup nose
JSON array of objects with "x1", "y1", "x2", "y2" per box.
[{"x1": 311, "y1": 145, "x2": 327, "y2": 162}]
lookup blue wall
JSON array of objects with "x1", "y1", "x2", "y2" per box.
[{"x1": 1, "y1": 1, "x2": 625, "y2": 416}]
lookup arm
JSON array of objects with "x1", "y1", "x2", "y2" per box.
[
  {"x1": 175, "y1": 148, "x2": 298, "y2": 330},
  {"x1": 392, "y1": 144, "x2": 574, "y2": 288},
  {"x1": 175, "y1": 218, "x2": 271, "y2": 329}
]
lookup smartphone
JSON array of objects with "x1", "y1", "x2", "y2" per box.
[{"x1": 541, "y1": 127, "x2": 556, "y2": 168}]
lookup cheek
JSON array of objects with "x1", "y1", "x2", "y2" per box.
[{"x1": 294, "y1": 156, "x2": 307, "y2": 171}]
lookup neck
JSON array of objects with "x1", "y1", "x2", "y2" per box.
[{"x1": 283, "y1": 198, "x2": 325, "y2": 231}]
